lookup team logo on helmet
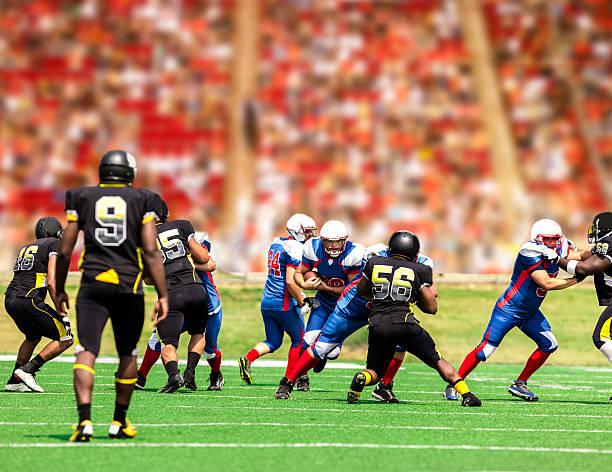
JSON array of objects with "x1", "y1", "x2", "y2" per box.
[{"x1": 588, "y1": 212, "x2": 612, "y2": 243}]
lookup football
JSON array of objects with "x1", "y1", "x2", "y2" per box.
[{"x1": 304, "y1": 270, "x2": 320, "y2": 282}]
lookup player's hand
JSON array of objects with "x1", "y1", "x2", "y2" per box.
[
  {"x1": 302, "y1": 277, "x2": 321, "y2": 290},
  {"x1": 301, "y1": 297, "x2": 321, "y2": 314},
  {"x1": 541, "y1": 247, "x2": 560, "y2": 264},
  {"x1": 55, "y1": 291, "x2": 70, "y2": 315},
  {"x1": 566, "y1": 238, "x2": 578, "y2": 251},
  {"x1": 152, "y1": 297, "x2": 169, "y2": 327},
  {"x1": 575, "y1": 273, "x2": 588, "y2": 283}
]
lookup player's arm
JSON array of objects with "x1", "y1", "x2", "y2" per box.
[
  {"x1": 557, "y1": 253, "x2": 611, "y2": 277},
  {"x1": 356, "y1": 275, "x2": 372, "y2": 300},
  {"x1": 46, "y1": 254, "x2": 58, "y2": 306},
  {"x1": 141, "y1": 219, "x2": 169, "y2": 326},
  {"x1": 530, "y1": 269, "x2": 577, "y2": 290},
  {"x1": 294, "y1": 262, "x2": 321, "y2": 290},
  {"x1": 416, "y1": 286, "x2": 437, "y2": 314},
  {"x1": 286, "y1": 265, "x2": 305, "y2": 307},
  {"x1": 55, "y1": 221, "x2": 79, "y2": 314},
  {"x1": 188, "y1": 236, "x2": 210, "y2": 264},
  {"x1": 194, "y1": 255, "x2": 216, "y2": 272},
  {"x1": 317, "y1": 271, "x2": 358, "y2": 297}
]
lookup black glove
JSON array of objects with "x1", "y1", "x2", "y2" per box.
[
  {"x1": 302, "y1": 297, "x2": 321, "y2": 312},
  {"x1": 575, "y1": 274, "x2": 587, "y2": 283}
]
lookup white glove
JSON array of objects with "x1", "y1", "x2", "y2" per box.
[
  {"x1": 566, "y1": 238, "x2": 578, "y2": 251},
  {"x1": 541, "y1": 247, "x2": 560, "y2": 264},
  {"x1": 194, "y1": 231, "x2": 208, "y2": 245}
]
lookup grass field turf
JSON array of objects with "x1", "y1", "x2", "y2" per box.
[{"x1": 1, "y1": 360, "x2": 611, "y2": 471}]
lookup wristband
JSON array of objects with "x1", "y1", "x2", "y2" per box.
[{"x1": 566, "y1": 260, "x2": 578, "y2": 276}]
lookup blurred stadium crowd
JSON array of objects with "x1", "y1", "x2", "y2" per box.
[{"x1": 1, "y1": 0, "x2": 611, "y2": 273}]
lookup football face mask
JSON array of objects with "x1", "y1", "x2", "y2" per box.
[{"x1": 321, "y1": 237, "x2": 346, "y2": 258}]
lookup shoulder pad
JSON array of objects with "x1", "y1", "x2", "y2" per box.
[
  {"x1": 302, "y1": 238, "x2": 321, "y2": 262},
  {"x1": 282, "y1": 238, "x2": 304, "y2": 260},
  {"x1": 364, "y1": 243, "x2": 388, "y2": 261},
  {"x1": 343, "y1": 242, "x2": 365, "y2": 267},
  {"x1": 417, "y1": 252, "x2": 434, "y2": 270},
  {"x1": 519, "y1": 242, "x2": 545, "y2": 259}
]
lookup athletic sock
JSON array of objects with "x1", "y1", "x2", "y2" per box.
[
  {"x1": 7, "y1": 362, "x2": 22, "y2": 384},
  {"x1": 287, "y1": 351, "x2": 318, "y2": 383},
  {"x1": 452, "y1": 379, "x2": 470, "y2": 395},
  {"x1": 246, "y1": 349, "x2": 260, "y2": 364},
  {"x1": 113, "y1": 402, "x2": 129, "y2": 426},
  {"x1": 517, "y1": 349, "x2": 551, "y2": 381},
  {"x1": 381, "y1": 356, "x2": 403, "y2": 384},
  {"x1": 458, "y1": 349, "x2": 480, "y2": 379},
  {"x1": 164, "y1": 360, "x2": 179, "y2": 377},
  {"x1": 138, "y1": 347, "x2": 161, "y2": 378},
  {"x1": 22, "y1": 355, "x2": 45, "y2": 374},
  {"x1": 599, "y1": 340, "x2": 612, "y2": 364},
  {"x1": 207, "y1": 349, "x2": 222, "y2": 374},
  {"x1": 284, "y1": 346, "x2": 301, "y2": 378},
  {"x1": 77, "y1": 403, "x2": 91, "y2": 423},
  {"x1": 187, "y1": 351, "x2": 201, "y2": 372}
]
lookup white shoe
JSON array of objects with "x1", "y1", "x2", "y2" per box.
[
  {"x1": 14, "y1": 369, "x2": 44, "y2": 393},
  {"x1": 5, "y1": 382, "x2": 33, "y2": 392}
]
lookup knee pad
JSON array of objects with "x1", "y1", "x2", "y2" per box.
[
  {"x1": 539, "y1": 331, "x2": 559, "y2": 353},
  {"x1": 475, "y1": 342, "x2": 497, "y2": 362},
  {"x1": 303, "y1": 330, "x2": 321, "y2": 347},
  {"x1": 598, "y1": 340, "x2": 612, "y2": 362},
  {"x1": 313, "y1": 340, "x2": 340, "y2": 359},
  {"x1": 203, "y1": 350, "x2": 216, "y2": 360},
  {"x1": 147, "y1": 330, "x2": 161, "y2": 351}
]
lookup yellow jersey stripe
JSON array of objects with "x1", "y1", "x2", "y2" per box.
[
  {"x1": 30, "y1": 299, "x2": 66, "y2": 338},
  {"x1": 133, "y1": 247, "x2": 144, "y2": 294}
]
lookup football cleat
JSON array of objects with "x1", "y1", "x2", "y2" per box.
[
  {"x1": 347, "y1": 372, "x2": 367, "y2": 404},
  {"x1": 508, "y1": 380, "x2": 538, "y2": 401},
  {"x1": 461, "y1": 392, "x2": 483, "y2": 407},
  {"x1": 134, "y1": 371, "x2": 146, "y2": 390},
  {"x1": 313, "y1": 358, "x2": 327, "y2": 374},
  {"x1": 4, "y1": 381, "x2": 32, "y2": 392},
  {"x1": 443, "y1": 384, "x2": 459, "y2": 401},
  {"x1": 69, "y1": 420, "x2": 93, "y2": 442},
  {"x1": 207, "y1": 372, "x2": 224, "y2": 391},
  {"x1": 295, "y1": 375, "x2": 310, "y2": 392},
  {"x1": 159, "y1": 373, "x2": 184, "y2": 393},
  {"x1": 274, "y1": 377, "x2": 293, "y2": 400},
  {"x1": 372, "y1": 381, "x2": 399, "y2": 403},
  {"x1": 239, "y1": 356, "x2": 253, "y2": 385},
  {"x1": 183, "y1": 368, "x2": 197, "y2": 391},
  {"x1": 14, "y1": 369, "x2": 43, "y2": 393},
  {"x1": 108, "y1": 419, "x2": 137, "y2": 439}
]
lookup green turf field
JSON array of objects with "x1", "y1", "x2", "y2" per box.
[{"x1": 0, "y1": 360, "x2": 611, "y2": 471}]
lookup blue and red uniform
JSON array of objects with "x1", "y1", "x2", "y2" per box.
[
  {"x1": 259, "y1": 237, "x2": 305, "y2": 351},
  {"x1": 470, "y1": 239, "x2": 571, "y2": 363},
  {"x1": 300, "y1": 237, "x2": 364, "y2": 348}
]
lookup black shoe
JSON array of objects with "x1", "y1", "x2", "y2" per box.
[
  {"x1": 207, "y1": 372, "x2": 224, "y2": 391},
  {"x1": 239, "y1": 356, "x2": 253, "y2": 385},
  {"x1": 159, "y1": 373, "x2": 184, "y2": 393},
  {"x1": 461, "y1": 392, "x2": 483, "y2": 407},
  {"x1": 313, "y1": 358, "x2": 327, "y2": 374},
  {"x1": 183, "y1": 368, "x2": 197, "y2": 391},
  {"x1": 275, "y1": 377, "x2": 293, "y2": 399},
  {"x1": 295, "y1": 375, "x2": 310, "y2": 392},
  {"x1": 371, "y1": 381, "x2": 399, "y2": 403},
  {"x1": 347, "y1": 372, "x2": 366, "y2": 404},
  {"x1": 134, "y1": 371, "x2": 146, "y2": 391}
]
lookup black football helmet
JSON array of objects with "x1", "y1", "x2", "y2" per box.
[
  {"x1": 99, "y1": 150, "x2": 137, "y2": 184},
  {"x1": 588, "y1": 212, "x2": 612, "y2": 243},
  {"x1": 152, "y1": 194, "x2": 169, "y2": 223},
  {"x1": 388, "y1": 230, "x2": 420, "y2": 261},
  {"x1": 35, "y1": 216, "x2": 63, "y2": 239}
]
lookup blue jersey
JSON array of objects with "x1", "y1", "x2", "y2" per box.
[
  {"x1": 302, "y1": 237, "x2": 364, "y2": 309},
  {"x1": 495, "y1": 240, "x2": 570, "y2": 315},
  {"x1": 261, "y1": 237, "x2": 303, "y2": 311},
  {"x1": 194, "y1": 236, "x2": 222, "y2": 315}
]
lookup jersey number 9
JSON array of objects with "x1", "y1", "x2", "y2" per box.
[
  {"x1": 95, "y1": 196, "x2": 127, "y2": 246},
  {"x1": 372, "y1": 265, "x2": 414, "y2": 302}
]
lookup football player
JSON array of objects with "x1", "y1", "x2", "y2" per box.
[
  {"x1": 149, "y1": 198, "x2": 211, "y2": 393},
  {"x1": 136, "y1": 230, "x2": 224, "y2": 391},
  {"x1": 7, "y1": 217, "x2": 74, "y2": 392},
  {"x1": 450, "y1": 219, "x2": 581, "y2": 402},
  {"x1": 347, "y1": 231, "x2": 482, "y2": 407},
  {"x1": 543, "y1": 212, "x2": 612, "y2": 402},
  {"x1": 289, "y1": 220, "x2": 364, "y2": 391},
  {"x1": 239, "y1": 214, "x2": 317, "y2": 385},
  {"x1": 55, "y1": 150, "x2": 168, "y2": 441},
  {"x1": 275, "y1": 237, "x2": 436, "y2": 402}
]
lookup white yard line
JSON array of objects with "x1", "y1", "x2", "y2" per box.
[{"x1": 1, "y1": 442, "x2": 611, "y2": 454}]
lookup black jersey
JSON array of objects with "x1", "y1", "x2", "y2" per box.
[
  {"x1": 591, "y1": 236, "x2": 612, "y2": 306},
  {"x1": 65, "y1": 185, "x2": 158, "y2": 295},
  {"x1": 156, "y1": 220, "x2": 202, "y2": 288},
  {"x1": 5, "y1": 237, "x2": 60, "y2": 300},
  {"x1": 362, "y1": 255, "x2": 433, "y2": 325}
]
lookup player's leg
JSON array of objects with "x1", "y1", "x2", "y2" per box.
[
  {"x1": 135, "y1": 329, "x2": 162, "y2": 390},
  {"x1": 240, "y1": 310, "x2": 282, "y2": 385},
  {"x1": 372, "y1": 350, "x2": 405, "y2": 403},
  {"x1": 4, "y1": 298, "x2": 40, "y2": 391},
  {"x1": 15, "y1": 300, "x2": 74, "y2": 389},
  {"x1": 181, "y1": 285, "x2": 209, "y2": 391},
  {"x1": 511, "y1": 311, "x2": 558, "y2": 401},
  {"x1": 591, "y1": 305, "x2": 612, "y2": 401},
  {"x1": 70, "y1": 284, "x2": 110, "y2": 442},
  {"x1": 295, "y1": 303, "x2": 333, "y2": 390},
  {"x1": 107, "y1": 294, "x2": 145, "y2": 439},
  {"x1": 157, "y1": 289, "x2": 186, "y2": 393},
  {"x1": 204, "y1": 308, "x2": 224, "y2": 390},
  {"x1": 405, "y1": 322, "x2": 482, "y2": 407},
  {"x1": 283, "y1": 306, "x2": 305, "y2": 377}
]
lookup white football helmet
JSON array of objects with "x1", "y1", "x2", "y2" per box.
[
  {"x1": 286, "y1": 213, "x2": 317, "y2": 243},
  {"x1": 320, "y1": 220, "x2": 348, "y2": 258},
  {"x1": 530, "y1": 219, "x2": 563, "y2": 251}
]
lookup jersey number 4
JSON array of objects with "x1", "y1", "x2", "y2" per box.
[{"x1": 268, "y1": 250, "x2": 282, "y2": 277}]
